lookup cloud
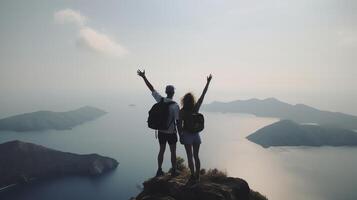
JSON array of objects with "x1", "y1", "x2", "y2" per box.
[
  {"x1": 77, "y1": 27, "x2": 128, "y2": 57},
  {"x1": 54, "y1": 9, "x2": 86, "y2": 26},
  {"x1": 54, "y1": 9, "x2": 127, "y2": 57}
]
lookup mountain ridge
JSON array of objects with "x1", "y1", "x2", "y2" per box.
[
  {"x1": 0, "y1": 106, "x2": 107, "y2": 132},
  {"x1": 203, "y1": 98, "x2": 357, "y2": 130}
]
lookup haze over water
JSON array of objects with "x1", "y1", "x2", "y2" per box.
[{"x1": 0, "y1": 97, "x2": 356, "y2": 200}]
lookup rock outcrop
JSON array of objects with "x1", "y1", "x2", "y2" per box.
[
  {"x1": 134, "y1": 171, "x2": 267, "y2": 200},
  {"x1": 0, "y1": 106, "x2": 107, "y2": 132},
  {"x1": 0, "y1": 140, "x2": 118, "y2": 189}
]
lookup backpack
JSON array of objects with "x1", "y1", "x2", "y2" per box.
[
  {"x1": 183, "y1": 112, "x2": 205, "y2": 133},
  {"x1": 148, "y1": 98, "x2": 175, "y2": 130}
]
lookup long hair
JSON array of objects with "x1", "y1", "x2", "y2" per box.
[{"x1": 181, "y1": 92, "x2": 196, "y2": 111}]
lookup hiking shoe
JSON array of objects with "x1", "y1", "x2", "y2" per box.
[
  {"x1": 155, "y1": 168, "x2": 164, "y2": 177},
  {"x1": 188, "y1": 174, "x2": 196, "y2": 182},
  {"x1": 195, "y1": 173, "x2": 200, "y2": 182},
  {"x1": 170, "y1": 169, "x2": 180, "y2": 177}
]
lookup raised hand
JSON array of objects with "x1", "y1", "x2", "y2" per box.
[
  {"x1": 196, "y1": 74, "x2": 212, "y2": 112},
  {"x1": 207, "y1": 74, "x2": 212, "y2": 83},
  {"x1": 137, "y1": 69, "x2": 146, "y2": 78},
  {"x1": 137, "y1": 69, "x2": 154, "y2": 91}
]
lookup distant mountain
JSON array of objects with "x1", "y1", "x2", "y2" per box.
[
  {"x1": 0, "y1": 106, "x2": 107, "y2": 132},
  {"x1": 246, "y1": 120, "x2": 357, "y2": 148},
  {"x1": 203, "y1": 98, "x2": 357, "y2": 130},
  {"x1": 0, "y1": 140, "x2": 118, "y2": 189}
]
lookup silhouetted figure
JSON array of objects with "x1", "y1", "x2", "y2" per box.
[
  {"x1": 137, "y1": 69, "x2": 180, "y2": 177},
  {"x1": 178, "y1": 74, "x2": 212, "y2": 181}
]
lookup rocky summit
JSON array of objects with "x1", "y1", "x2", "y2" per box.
[{"x1": 134, "y1": 170, "x2": 267, "y2": 200}]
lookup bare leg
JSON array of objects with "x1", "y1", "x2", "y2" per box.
[
  {"x1": 184, "y1": 144, "x2": 194, "y2": 176},
  {"x1": 158, "y1": 143, "x2": 166, "y2": 170},
  {"x1": 169, "y1": 144, "x2": 177, "y2": 171},
  {"x1": 193, "y1": 143, "x2": 201, "y2": 177}
]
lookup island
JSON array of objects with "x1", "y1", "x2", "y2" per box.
[
  {"x1": 0, "y1": 106, "x2": 107, "y2": 132},
  {"x1": 246, "y1": 120, "x2": 357, "y2": 148},
  {"x1": 203, "y1": 98, "x2": 357, "y2": 130},
  {"x1": 0, "y1": 140, "x2": 118, "y2": 190},
  {"x1": 133, "y1": 158, "x2": 267, "y2": 200}
]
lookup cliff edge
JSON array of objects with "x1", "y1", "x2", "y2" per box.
[{"x1": 134, "y1": 166, "x2": 267, "y2": 200}]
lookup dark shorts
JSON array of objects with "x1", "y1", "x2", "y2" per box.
[
  {"x1": 182, "y1": 131, "x2": 201, "y2": 145},
  {"x1": 158, "y1": 132, "x2": 178, "y2": 145}
]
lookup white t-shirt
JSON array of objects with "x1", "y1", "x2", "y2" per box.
[{"x1": 152, "y1": 90, "x2": 180, "y2": 134}]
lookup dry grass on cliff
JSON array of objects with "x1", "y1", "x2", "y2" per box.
[
  {"x1": 175, "y1": 156, "x2": 228, "y2": 181},
  {"x1": 175, "y1": 157, "x2": 268, "y2": 200}
]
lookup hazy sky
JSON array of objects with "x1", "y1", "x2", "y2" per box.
[{"x1": 0, "y1": 0, "x2": 356, "y2": 114}]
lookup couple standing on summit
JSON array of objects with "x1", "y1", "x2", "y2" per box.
[{"x1": 137, "y1": 69, "x2": 212, "y2": 181}]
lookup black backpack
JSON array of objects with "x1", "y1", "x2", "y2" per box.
[
  {"x1": 148, "y1": 98, "x2": 175, "y2": 130},
  {"x1": 183, "y1": 112, "x2": 205, "y2": 133}
]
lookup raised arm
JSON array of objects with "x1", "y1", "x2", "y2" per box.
[
  {"x1": 195, "y1": 74, "x2": 212, "y2": 112},
  {"x1": 137, "y1": 69, "x2": 155, "y2": 92}
]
